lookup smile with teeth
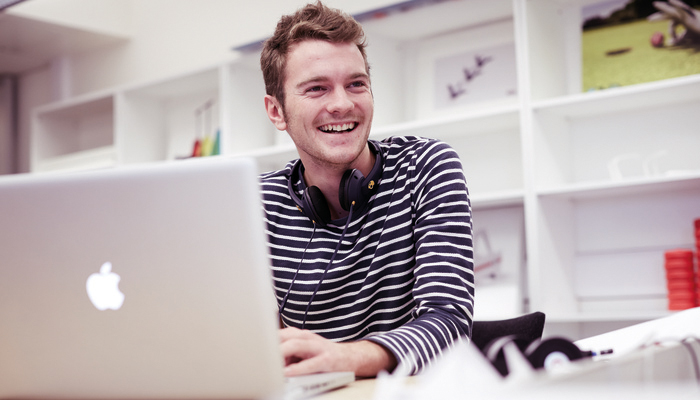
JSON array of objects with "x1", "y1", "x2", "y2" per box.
[{"x1": 318, "y1": 122, "x2": 358, "y2": 133}]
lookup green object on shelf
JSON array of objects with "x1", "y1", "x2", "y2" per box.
[{"x1": 212, "y1": 129, "x2": 220, "y2": 156}]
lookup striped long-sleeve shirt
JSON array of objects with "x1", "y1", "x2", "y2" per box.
[{"x1": 259, "y1": 136, "x2": 474, "y2": 374}]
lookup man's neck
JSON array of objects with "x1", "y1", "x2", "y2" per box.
[{"x1": 301, "y1": 144, "x2": 375, "y2": 220}]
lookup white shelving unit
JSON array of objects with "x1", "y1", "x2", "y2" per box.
[
  {"x1": 29, "y1": 0, "x2": 700, "y2": 338},
  {"x1": 517, "y1": 0, "x2": 700, "y2": 337}
]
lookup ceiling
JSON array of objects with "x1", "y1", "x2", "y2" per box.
[{"x1": 359, "y1": 0, "x2": 513, "y2": 41}]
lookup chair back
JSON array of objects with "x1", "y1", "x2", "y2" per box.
[{"x1": 471, "y1": 311, "x2": 546, "y2": 351}]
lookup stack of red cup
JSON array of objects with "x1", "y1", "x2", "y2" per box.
[
  {"x1": 665, "y1": 248, "x2": 695, "y2": 310},
  {"x1": 696, "y1": 218, "x2": 700, "y2": 304}
]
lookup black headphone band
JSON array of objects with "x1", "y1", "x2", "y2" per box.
[
  {"x1": 362, "y1": 140, "x2": 382, "y2": 194},
  {"x1": 287, "y1": 160, "x2": 308, "y2": 212},
  {"x1": 287, "y1": 141, "x2": 383, "y2": 226}
]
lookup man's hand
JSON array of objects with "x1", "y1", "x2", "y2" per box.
[{"x1": 279, "y1": 327, "x2": 397, "y2": 378}]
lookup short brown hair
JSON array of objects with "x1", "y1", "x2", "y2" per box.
[{"x1": 260, "y1": 1, "x2": 369, "y2": 108}]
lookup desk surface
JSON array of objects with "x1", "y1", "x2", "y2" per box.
[{"x1": 314, "y1": 378, "x2": 376, "y2": 400}]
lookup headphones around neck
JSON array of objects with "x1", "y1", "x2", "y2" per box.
[{"x1": 287, "y1": 141, "x2": 383, "y2": 227}]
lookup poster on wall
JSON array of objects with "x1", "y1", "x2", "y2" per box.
[
  {"x1": 433, "y1": 43, "x2": 517, "y2": 110},
  {"x1": 581, "y1": 0, "x2": 700, "y2": 92}
]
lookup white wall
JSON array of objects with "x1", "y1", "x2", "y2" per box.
[{"x1": 14, "y1": 0, "x2": 397, "y2": 172}]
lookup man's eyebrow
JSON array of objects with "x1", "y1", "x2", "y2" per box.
[
  {"x1": 295, "y1": 76, "x2": 327, "y2": 89},
  {"x1": 349, "y1": 72, "x2": 370, "y2": 82},
  {"x1": 295, "y1": 72, "x2": 370, "y2": 89}
]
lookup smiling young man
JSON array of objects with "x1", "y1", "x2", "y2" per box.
[
  {"x1": 265, "y1": 38, "x2": 374, "y2": 221},
  {"x1": 259, "y1": 2, "x2": 474, "y2": 377}
]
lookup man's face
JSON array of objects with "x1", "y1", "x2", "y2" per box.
[{"x1": 270, "y1": 40, "x2": 374, "y2": 170}]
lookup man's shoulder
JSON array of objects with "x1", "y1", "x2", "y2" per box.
[
  {"x1": 259, "y1": 160, "x2": 295, "y2": 185},
  {"x1": 376, "y1": 135, "x2": 434, "y2": 148},
  {"x1": 259, "y1": 161, "x2": 297, "y2": 203},
  {"x1": 375, "y1": 136, "x2": 456, "y2": 160},
  {"x1": 376, "y1": 135, "x2": 452, "y2": 148}
]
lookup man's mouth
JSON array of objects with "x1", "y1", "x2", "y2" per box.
[{"x1": 318, "y1": 122, "x2": 358, "y2": 133}]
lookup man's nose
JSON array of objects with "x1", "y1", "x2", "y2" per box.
[{"x1": 326, "y1": 88, "x2": 354, "y2": 114}]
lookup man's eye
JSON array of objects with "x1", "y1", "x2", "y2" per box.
[
  {"x1": 307, "y1": 86, "x2": 324, "y2": 93},
  {"x1": 350, "y1": 81, "x2": 366, "y2": 88}
]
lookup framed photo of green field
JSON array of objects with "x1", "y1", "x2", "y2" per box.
[{"x1": 582, "y1": 0, "x2": 700, "y2": 92}]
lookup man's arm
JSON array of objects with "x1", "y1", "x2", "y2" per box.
[{"x1": 364, "y1": 139, "x2": 474, "y2": 373}]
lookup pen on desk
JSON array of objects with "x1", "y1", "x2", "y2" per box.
[{"x1": 582, "y1": 349, "x2": 614, "y2": 358}]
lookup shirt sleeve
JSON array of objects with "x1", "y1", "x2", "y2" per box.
[{"x1": 365, "y1": 139, "x2": 474, "y2": 374}]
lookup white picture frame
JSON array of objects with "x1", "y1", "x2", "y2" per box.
[{"x1": 405, "y1": 18, "x2": 518, "y2": 119}]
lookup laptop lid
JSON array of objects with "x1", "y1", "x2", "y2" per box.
[{"x1": 0, "y1": 157, "x2": 285, "y2": 399}]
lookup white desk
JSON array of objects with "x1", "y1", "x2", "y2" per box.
[
  {"x1": 314, "y1": 379, "x2": 378, "y2": 400},
  {"x1": 575, "y1": 307, "x2": 700, "y2": 357}
]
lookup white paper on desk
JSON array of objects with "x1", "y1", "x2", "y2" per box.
[
  {"x1": 416, "y1": 341, "x2": 505, "y2": 398},
  {"x1": 575, "y1": 308, "x2": 700, "y2": 358},
  {"x1": 372, "y1": 341, "x2": 510, "y2": 400}
]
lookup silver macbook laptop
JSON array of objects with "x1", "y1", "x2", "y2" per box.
[{"x1": 0, "y1": 157, "x2": 352, "y2": 399}]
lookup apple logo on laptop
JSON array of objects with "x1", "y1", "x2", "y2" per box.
[{"x1": 86, "y1": 262, "x2": 125, "y2": 310}]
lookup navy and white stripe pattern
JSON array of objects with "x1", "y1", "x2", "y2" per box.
[{"x1": 259, "y1": 136, "x2": 474, "y2": 374}]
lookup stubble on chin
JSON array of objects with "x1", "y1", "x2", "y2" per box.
[{"x1": 302, "y1": 142, "x2": 365, "y2": 173}]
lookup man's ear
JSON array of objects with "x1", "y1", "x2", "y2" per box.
[{"x1": 264, "y1": 95, "x2": 287, "y2": 131}]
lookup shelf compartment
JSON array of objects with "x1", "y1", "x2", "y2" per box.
[
  {"x1": 472, "y1": 205, "x2": 527, "y2": 320},
  {"x1": 32, "y1": 94, "x2": 114, "y2": 172},
  {"x1": 532, "y1": 184, "x2": 700, "y2": 320},
  {"x1": 531, "y1": 78, "x2": 700, "y2": 191},
  {"x1": 118, "y1": 68, "x2": 221, "y2": 164}
]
